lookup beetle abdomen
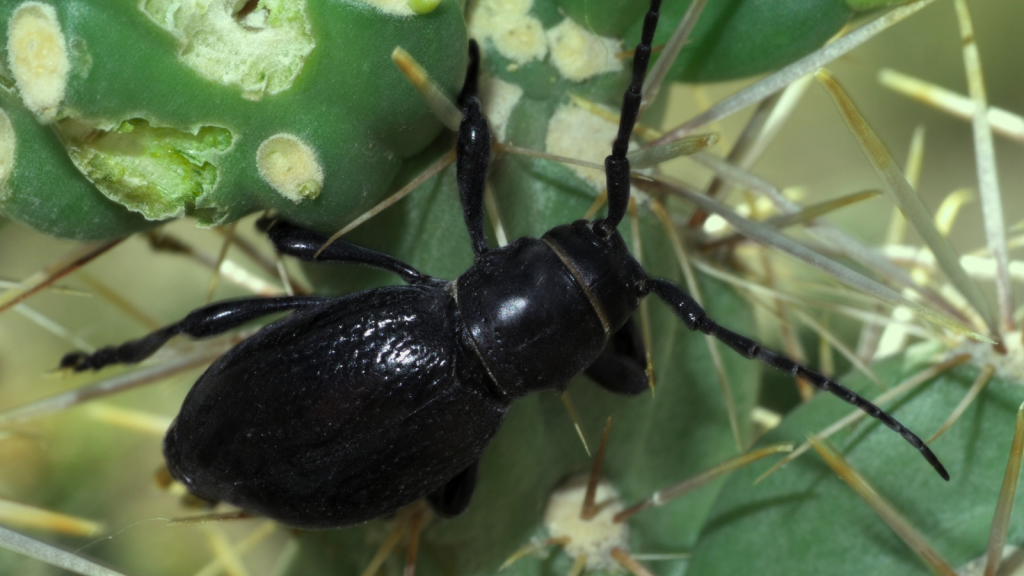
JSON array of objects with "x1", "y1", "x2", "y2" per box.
[{"x1": 163, "y1": 285, "x2": 507, "y2": 529}]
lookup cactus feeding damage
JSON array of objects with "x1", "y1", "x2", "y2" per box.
[{"x1": 139, "y1": 0, "x2": 315, "y2": 101}]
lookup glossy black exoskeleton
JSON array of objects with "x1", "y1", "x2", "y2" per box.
[{"x1": 59, "y1": 0, "x2": 948, "y2": 530}]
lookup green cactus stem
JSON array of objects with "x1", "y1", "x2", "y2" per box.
[{"x1": 0, "y1": 0, "x2": 466, "y2": 239}]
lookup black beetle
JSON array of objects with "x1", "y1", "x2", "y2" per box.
[{"x1": 60, "y1": 0, "x2": 947, "y2": 530}]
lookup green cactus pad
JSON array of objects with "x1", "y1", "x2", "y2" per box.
[
  {"x1": 0, "y1": 0, "x2": 466, "y2": 239},
  {"x1": 518, "y1": 0, "x2": 916, "y2": 83},
  {"x1": 0, "y1": 0, "x2": 907, "y2": 240},
  {"x1": 624, "y1": 0, "x2": 854, "y2": 82}
]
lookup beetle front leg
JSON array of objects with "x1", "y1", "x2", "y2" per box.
[
  {"x1": 426, "y1": 460, "x2": 479, "y2": 518},
  {"x1": 585, "y1": 316, "x2": 650, "y2": 396},
  {"x1": 60, "y1": 296, "x2": 325, "y2": 372},
  {"x1": 258, "y1": 218, "x2": 443, "y2": 286}
]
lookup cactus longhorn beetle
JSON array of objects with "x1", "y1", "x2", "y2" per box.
[{"x1": 58, "y1": 0, "x2": 947, "y2": 530}]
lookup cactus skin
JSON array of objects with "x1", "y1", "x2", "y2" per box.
[
  {"x1": 0, "y1": 0, "x2": 466, "y2": 239},
  {"x1": 624, "y1": 0, "x2": 854, "y2": 82},
  {"x1": 0, "y1": 0, "x2": 895, "y2": 239},
  {"x1": 559, "y1": 0, "x2": 918, "y2": 83},
  {"x1": 688, "y1": 354, "x2": 1024, "y2": 576},
  {"x1": 0, "y1": 94, "x2": 157, "y2": 240}
]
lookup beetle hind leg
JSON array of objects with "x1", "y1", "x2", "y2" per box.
[
  {"x1": 584, "y1": 316, "x2": 650, "y2": 396},
  {"x1": 426, "y1": 460, "x2": 479, "y2": 518}
]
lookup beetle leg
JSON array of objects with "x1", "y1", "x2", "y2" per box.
[
  {"x1": 59, "y1": 296, "x2": 325, "y2": 372},
  {"x1": 426, "y1": 460, "x2": 479, "y2": 518},
  {"x1": 584, "y1": 316, "x2": 649, "y2": 396},
  {"x1": 258, "y1": 218, "x2": 444, "y2": 286},
  {"x1": 645, "y1": 277, "x2": 950, "y2": 481}
]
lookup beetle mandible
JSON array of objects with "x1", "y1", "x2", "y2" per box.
[{"x1": 59, "y1": 0, "x2": 948, "y2": 530}]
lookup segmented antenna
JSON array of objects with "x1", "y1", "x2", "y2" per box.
[
  {"x1": 458, "y1": 40, "x2": 481, "y2": 107},
  {"x1": 598, "y1": 0, "x2": 662, "y2": 232},
  {"x1": 647, "y1": 278, "x2": 949, "y2": 481}
]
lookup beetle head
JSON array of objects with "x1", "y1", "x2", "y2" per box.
[{"x1": 542, "y1": 219, "x2": 648, "y2": 333}]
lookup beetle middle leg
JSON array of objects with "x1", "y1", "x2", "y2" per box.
[
  {"x1": 60, "y1": 295, "x2": 325, "y2": 371},
  {"x1": 584, "y1": 316, "x2": 650, "y2": 396}
]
